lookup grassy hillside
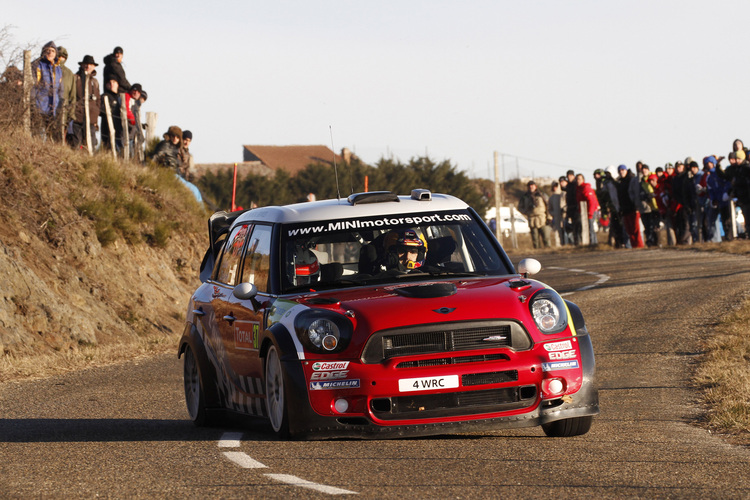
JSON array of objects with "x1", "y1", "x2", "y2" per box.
[{"x1": 0, "y1": 130, "x2": 207, "y2": 381}]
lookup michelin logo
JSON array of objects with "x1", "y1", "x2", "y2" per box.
[
  {"x1": 310, "y1": 379, "x2": 361, "y2": 390},
  {"x1": 542, "y1": 360, "x2": 579, "y2": 372}
]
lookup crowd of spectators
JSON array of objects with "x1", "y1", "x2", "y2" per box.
[
  {"x1": 518, "y1": 139, "x2": 750, "y2": 249},
  {"x1": 8, "y1": 41, "x2": 195, "y2": 180}
]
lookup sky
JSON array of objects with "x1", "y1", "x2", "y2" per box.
[{"x1": 4, "y1": 0, "x2": 750, "y2": 184}]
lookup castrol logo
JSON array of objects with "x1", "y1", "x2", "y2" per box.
[{"x1": 312, "y1": 361, "x2": 350, "y2": 371}]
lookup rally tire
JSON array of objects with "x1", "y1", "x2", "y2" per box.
[
  {"x1": 183, "y1": 345, "x2": 211, "y2": 427},
  {"x1": 542, "y1": 416, "x2": 593, "y2": 437},
  {"x1": 264, "y1": 345, "x2": 290, "y2": 438}
]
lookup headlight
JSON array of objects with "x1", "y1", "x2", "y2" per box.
[
  {"x1": 529, "y1": 290, "x2": 568, "y2": 334},
  {"x1": 308, "y1": 318, "x2": 340, "y2": 351},
  {"x1": 294, "y1": 309, "x2": 352, "y2": 353}
]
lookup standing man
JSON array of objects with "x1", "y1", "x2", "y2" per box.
[
  {"x1": 178, "y1": 130, "x2": 195, "y2": 181},
  {"x1": 548, "y1": 181, "x2": 565, "y2": 247},
  {"x1": 103, "y1": 46, "x2": 131, "y2": 92},
  {"x1": 30, "y1": 41, "x2": 63, "y2": 139},
  {"x1": 518, "y1": 180, "x2": 551, "y2": 249},
  {"x1": 56, "y1": 46, "x2": 77, "y2": 143},
  {"x1": 616, "y1": 165, "x2": 644, "y2": 248},
  {"x1": 100, "y1": 78, "x2": 122, "y2": 152},
  {"x1": 68, "y1": 55, "x2": 100, "y2": 151},
  {"x1": 563, "y1": 170, "x2": 581, "y2": 245}
]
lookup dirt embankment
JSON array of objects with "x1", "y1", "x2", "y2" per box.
[{"x1": 0, "y1": 131, "x2": 207, "y2": 381}]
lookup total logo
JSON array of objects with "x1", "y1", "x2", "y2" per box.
[
  {"x1": 312, "y1": 361, "x2": 350, "y2": 371},
  {"x1": 549, "y1": 349, "x2": 577, "y2": 361},
  {"x1": 311, "y1": 370, "x2": 349, "y2": 380}
]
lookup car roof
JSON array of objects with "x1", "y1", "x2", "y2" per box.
[{"x1": 235, "y1": 192, "x2": 470, "y2": 225}]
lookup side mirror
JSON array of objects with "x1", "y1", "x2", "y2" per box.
[
  {"x1": 233, "y1": 282, "x2": 258, "y2": 300},
  {"x1": 517, "y1": 258, "x2": 541, "y2": 277}
]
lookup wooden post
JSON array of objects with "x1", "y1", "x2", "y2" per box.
[
  {"x1": 120, "y1": 94, "x2": 129, "y2": 160},
  {"x1": 83, "y1": 73, "x2": 92, "y2": 155},
  {"x1": 580, "y1": 201, "x2": 589, "y2": 245},
  {"x1": 231, "y1": 163, "x2": 238, "y2": 211},
  {"x1": 510, "y1": 205, "x2": 518, "y2": 249},
  {"x1": 494, "y1": 151, "x2": 502, "y2": 242},
  {"x1": 145, "y1": 112, "x2": 158, "y2": 144},
  {"x1": 103, "y1": 97, "x2": 116, "y2": 159},
  {"x1": 23, "y1": 50, "x2": 32, "y2": 136}
]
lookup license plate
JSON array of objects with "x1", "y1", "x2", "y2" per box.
[{"x1": 398, "y1": 375, "x2": 459, "y2": 392}]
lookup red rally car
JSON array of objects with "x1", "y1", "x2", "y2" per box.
[{"x1": 179, "y1": 189, "x2": 599, "y2": 439}]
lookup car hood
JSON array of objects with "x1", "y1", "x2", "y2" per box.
[{"x1": 298, "y1": 276, "x2": 546, "y2": 334}]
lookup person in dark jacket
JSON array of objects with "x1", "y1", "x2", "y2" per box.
[
  {"x1": 149, "y1": 126, "x2": 182, "y2": 170},
  {"x1": 56, "y1": 46, "x2": 77, "y2": 142},
  {"x1": 100, "y1": 78, "x2": 122, "y2": 152},
  {"x1": 563, "y1": 169, "x2": 581, "y2": 245},
  {"x1": 68, "y1": 55, "x2": 100, "y2": 151},
  {"x1": 616, "y1": 165, "x2": 644, "y2": 248},
  {"x1": 102, "y1": 46, "x2": 130, "y2": 92}
]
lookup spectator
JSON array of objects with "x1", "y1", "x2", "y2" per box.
[
  {"x1": 149, "y1": 126, "x2": 182, "y2": 170},
  {"x1": 124, "y1": 83, "x2": 142, "y2": 152},
  {"x1": 563, "y1": 170, "x2": 581, "y2": 245},
  {"x1": 68, "y1": 55, "x2": 100, "y2": 151},
  {"x1": 102, "y1": 46, "x2": 130, "y2": 92},
  {"x1": 178, "y1": 129, "x2": 195, "y2": 180},
  {"x1": 548, "y1": 181, "x2": 565, "y2": 247},
  {"x1": 128, "y1": 84, "x2": 146, "y2": 156},
  {"x1": 727, "y1": 149, "x2": 750, "y2": 237},
  {"x1": 576, "y1": 174, "x2": 600, "y2": 245},
  {"x1": 616, "y1": 165, "x2": 644, "y2": 248},
  {"x1": 558, "y1": 176, "x2": 572, "y2": 244},
  {"x1": 30, "y1": 41, "x2": 63, "y2": 140},
  {"x1": 688, "y1": 161, "x2": 704, "y2": 242},
  {"x1": 100, "y1": 78, "x2": 122, "y2": 152},
  {"x1": 518, "y1": 180, "x2": 551, "y2": 249},
  {"x1": 56, "y1": 46, "x2": 77, "y2": 143},
  {"x1": 601, "y1": 166, "x2": 623, "y2": 247},
  {"x1": 670, "y1": 162, "x2": 691, "y2": 244},
  {"x1": 640, "y1": 173, "x2": 659, "y2": 247},
  {"x1": 705, "y1": 155, "x2": 731, "y2": 241}
]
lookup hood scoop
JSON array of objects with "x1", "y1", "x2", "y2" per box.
[{"x1": 393, "y1": 282, "x2": 457, "y2": 299}]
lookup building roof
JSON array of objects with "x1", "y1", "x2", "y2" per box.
[{"x1": 243, "y1": 145, "x2": 342, "y2": 175}]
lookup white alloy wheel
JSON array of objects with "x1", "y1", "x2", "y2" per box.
[
  {"x1": 265, "y1": 346, "x2": 286, "y2": 434},
  {"x1": 183, "y1": 346, "x2": 202, "y2": 422}
]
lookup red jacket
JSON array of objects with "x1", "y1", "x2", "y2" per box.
[{"x1": 576, "y1": 182, "x2": 600, "y2": 219}]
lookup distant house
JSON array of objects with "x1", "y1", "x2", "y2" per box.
[{"x1": 195, "y1": 145, "x2": 348, "y2": 179}]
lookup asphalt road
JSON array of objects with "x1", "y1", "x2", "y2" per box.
[{"x1": 2, "y1": 249, "x2": 750, "y2": 498}]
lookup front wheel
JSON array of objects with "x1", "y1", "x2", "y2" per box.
[
  {"x1": 264, "y1": 345, "x2": 290, "y2": 438},
  {"x1": 542, "y1": 416, "x2": 593, "y2": 437}
]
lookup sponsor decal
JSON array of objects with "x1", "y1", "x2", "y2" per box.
[
  {"x1": 285, "y1": 211, "x2": 473, "y2": 237},
  {"x1": 542, "y1": 360, "x2": 579, "y2": 372},
  {"x1": 549, "y1": 349, "x2": 577, "y2": 360},
  {"x1": 234, "y1": 322, "x2": 260, "y2": 351},
  {"x1": 543, "y1": 340, "x2": 573, "y2": 352},
  {"x1": 309, "y1": 379, "x2": 361, "y2": 390},
  {"x1": 312, "y1": 361, "x2": 350, "y2": 371},
  {"x1": 310, "y1": 370, "x2": 349, "y2": 380}
]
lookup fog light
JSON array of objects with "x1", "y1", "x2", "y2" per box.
[
  {"x1": 548, "y1": 379, "x2": 564, "y2": 395},
  {"x1": 334, "y1": 398, "x2": 349, "y2": 413}
]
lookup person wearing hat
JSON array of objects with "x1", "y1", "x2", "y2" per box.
[
  {"x1": 102, "y1": 46, "x2": 131, "y2": 92},
  {"x1": 56, "y1": 46, "x2": 77, "y2": 142},
  {"x1": 518, "y1": 180, "x2": 551, "y2": 249},
  {"x1": 149, "y1": 126, "x2": 183, "y2": 170},
  {"x1": 30, "y1": 41, "x2": 63, "y2": 139},
  {"x1": 616, "y1": 165, "x2": 644, "y2": 248},
  {"x1": 639, "y1": 169, "x2": 659, "y2": 247},
  {"x1": 68, "y1": 55, "x2": 100, "y2": 151},
  {"x1": 178, "y1": 130, "x2": 195, "y2": 181},
  {"x1": 127, "y1": 83, "x2": 146, "y2": 158},
  {"x1": 563, "y1": 169, "x2": 581, "y2": 245}
]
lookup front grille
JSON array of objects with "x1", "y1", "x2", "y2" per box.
[
  {"x1": 371, "y1": 385, "x2": 537, "y2": 420},
  {"x1": 396, "y1": 353, "x2": 509, "y2": 369},
  {"x1": 361, "y1": 320, "x2": 532, "y2": 364},
  {"x1": 462, "y1": 370, "x2": 518, "y2": 386}
]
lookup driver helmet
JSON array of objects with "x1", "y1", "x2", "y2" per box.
[
  {"x1": 291, "y1": 242, "x2": 320, "y2": 285},
  {"x1": 389, "y1": 229, "x2": 427, "y2": 269}
]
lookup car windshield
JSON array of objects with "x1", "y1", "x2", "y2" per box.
[{"x1": 280, "y1": 209, "x2": 512, "y2": 293}]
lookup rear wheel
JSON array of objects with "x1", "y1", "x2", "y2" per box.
[
  {"x1": 264, "y1": 345, "x2": 290, "y2": 438},
  {"x1": 542, "y1": 416, "x2": 593, "y2": 437},
  {"x1": 183, "y1": 345, "x2": 210, "y2": 426}
]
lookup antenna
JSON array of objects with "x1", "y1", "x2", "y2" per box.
[{"x1": 329, "y1": 125, "x2": 341, "y2": 200}]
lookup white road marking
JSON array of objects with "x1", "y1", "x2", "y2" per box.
[
  {"x1": 218, "y1": 432, "x2": 244, "y2": 448},
  {"x1": 547, "y1": 266, "x2": 610, "y2": 296},
  {"x1": 222, "y1": 451, "x2": 267, "y2": 469},
  {"x1": 265, "y1": 473, "x2": 357, "y2": 495}
]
